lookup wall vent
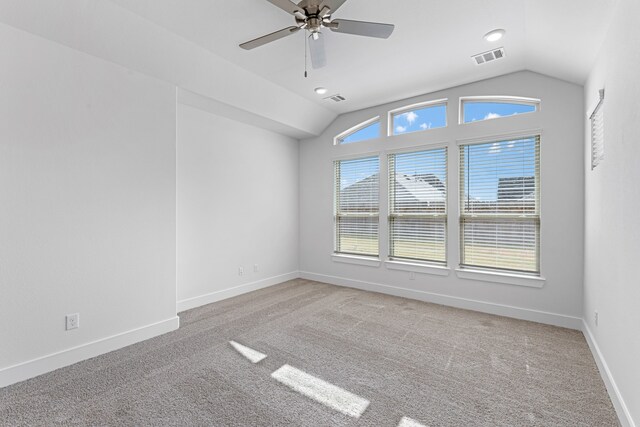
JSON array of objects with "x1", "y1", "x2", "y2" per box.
[
  {"x1": 325, "y1": 94, "x2": 346, "y2": 102},
  {"x1": 472, "y1": 47, "x2": 505, "y2": 65}
]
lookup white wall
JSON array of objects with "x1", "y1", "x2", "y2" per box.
[
  {"x1": 0, "y1": 0, "x2": 336, "y2": 139},
  {"x1": 583, "y1": 0, "x2": 640, "y2": 424},
  {"x1": 0, "y1": 23, "x2": 178, "y2": 386},
  {"x1": 176, "y1": 103, "x2": 299, "y2": 311},
  {"x1": 300, "y1": 71, "x2": 585, "y2": 328}
]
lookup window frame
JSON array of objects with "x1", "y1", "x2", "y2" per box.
[
  {"x1": 387, "y1": 99, "x2": 448, "y2": 137},
  {"x1": 457, "y1": 131, "x2": 542, "y2": 276},
  {"x1": 387, "y1": 145, "x2": 448, "y2": 266},
  {"x1": 459, "y1": 96, "x2": 540, "y2": 125},
  {"x1": 334, "y1": 116, "x2": 381, "y2": 145},
  {"x1": 333, "y1": 154, "x2": 381, "y2": 258}
]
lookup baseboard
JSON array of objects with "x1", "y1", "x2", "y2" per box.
[
  {"x1": 299, "y1": 271, "x2": 582, "y2": 330},
  {"x1": 582, "y1": 321, "x2": 636, "y2": 427},
  {"x1": 0, "y1": 316, "x2": 180, "y2": 389},
  {"x1": 176, "y1": 271, "x2": 299, "y2": 313}
]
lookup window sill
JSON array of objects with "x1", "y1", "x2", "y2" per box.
[
  {"x1": 385, "y1": 260, "x2": 450, "y2": 276},
  {"x1": 455, "y1": 268, "x2": 546, "y2": 288},
  {"x1": 331, "y1": 254, "x2": 381, "y2": 267}
]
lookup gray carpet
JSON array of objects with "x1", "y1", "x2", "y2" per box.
[{"x1": 0, "y1": 279, "x2": 619, "y2": 426}]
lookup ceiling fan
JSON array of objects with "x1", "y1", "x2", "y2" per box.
[{"x1": 239, "y1": 0, "x2": 395, "y2": 69}]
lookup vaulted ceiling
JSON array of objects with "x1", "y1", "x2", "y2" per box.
[
  {"x1": 110, "y1": 0, "x2": 616, "y2": 114},
  {"x1": 0, "y1": 0, "x2": 617, "y2": 138}
]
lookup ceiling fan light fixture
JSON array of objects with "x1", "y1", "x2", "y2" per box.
[
  {"x1": 314, "y1": 87, "x2": 328, "y2": 95},
  {"x1": 239, "y1": 0, "x2": 395, "y2": 69},
  {"x1": 484, "y1": 29, "x2": 505, "y2": 42}
]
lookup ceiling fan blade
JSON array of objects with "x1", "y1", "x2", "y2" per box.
[
  {"x1": 309, "y1": 33, "x2": 326, "y2": 69},
  {"x1": 266, "y1": 0, "x2": 304, "y2": 16},
  {"x1": 318, "y1": 0, "x2": 347, "y2": 15},
  {"x1": 240, "y1": 26, "x2": 301, "y2": 50},
  {"x1": 330, "y1": 19, "x2": 394, "y2": 39}
]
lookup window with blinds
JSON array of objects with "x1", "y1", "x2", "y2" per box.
[
  {"x1": 460, "y1": 136, "x2": 540, "y2": 274},
  {"x1": 591, "y1": 89, "x2": 605, "y2": 169},
  {"x1": 334, "y1": 156, "x2": 380, "y2": 257},
  {"x1": 388, "y1": 148, "x2": 447, "y2": 263}
]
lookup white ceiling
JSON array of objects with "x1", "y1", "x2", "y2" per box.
[{"x1": 110, "y1": 0, "x2": 615, "y2": 115}]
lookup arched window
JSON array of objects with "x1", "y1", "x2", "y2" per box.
[
  {"x1": 335, "y1": 116, "x2": 381, "y2": 145},
  {"x1": 460, "y1": 96, "x2": 540, "y2": 124},
  {"x1": 388, "y1": 99, "x2": 447, "y2": 136}
]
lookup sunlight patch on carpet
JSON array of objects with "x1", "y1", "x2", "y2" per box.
[
  {"x1": 229, "y1": 341, "x2": 267, "y2": 363},
  {"x1": 398, "y1": 416, "x2": 427, "y2": 427},
  {"x1": 271, "y1": 364, "x2": 370, "y2": 418}
]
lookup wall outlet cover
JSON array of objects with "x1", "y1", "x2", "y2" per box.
[{"x1": 66, "y1": 313, "x2": 79, "y2": 330}]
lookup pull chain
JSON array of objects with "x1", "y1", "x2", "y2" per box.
[{"x1": 304, "y1": 32, "x2": 308, "y2": 78}]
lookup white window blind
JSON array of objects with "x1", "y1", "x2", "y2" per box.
[
  {"x1": 591, "y1": 89, "x2": 605, "y2": 169},
  {"x1": 460, "y1": 136, "x2": 540, "y2": 274},
  {"x1": 388, "y1": 148, "x2": 447, "y2": 263},
  {"x1": 334, "y1": 156, "x2": 379, "y2": 257}
]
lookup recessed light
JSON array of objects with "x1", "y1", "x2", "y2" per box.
[
  {"x1": 484, "y1": 29, "x2": 505, "y2": 42},
  {"x1": 314, "y1": 87, "x2": 328, "y2": 95}
]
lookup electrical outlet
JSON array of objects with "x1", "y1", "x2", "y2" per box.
[
  {"x1": 238, "y1": 267, "x2": 244, "y2": 276},
  {"x1": 409, "y1": 272, "x2": 415, "y2": 280},
  {"x1": 253, "y1": 264, "x2": 259, "y2": 273},
  {"x1": 66, "y1": 313, "x2": 79, "y2": 330},
  {"x1": 595, "y1": 311, "x2": 599, "y2": 326}
]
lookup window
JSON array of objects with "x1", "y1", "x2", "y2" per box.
[
  {"x1": 590, "y1": 89, "x2": 605, "y2": 169},
  {"x1": 389, "y1": 101, "x2": 447, "y2": 136},
  {"x1": 460, "y1": 136, "x2": 540, "y2": 274},
  {"x1": 461, "y1": 97, "x2": 539, "y2": 124},
  {"x1": 334, "y1": 156, "x2": 380, "y2": 257},
  {"x1": 335, "y1": 117, "x2": 381, "y2": 145},
  {"x1": 389, "y1": 148, "x2": 447, "y2": 264}
]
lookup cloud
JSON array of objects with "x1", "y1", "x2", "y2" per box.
[
  {"x1": 419, "y1": 122, "x2": 432, "y2": 130},
  {"x1": 488, "y1": 142, "x2": 502, "y2": 154},
  {"x1": 396, "y1": 125, "x2": 407, "y2": 133},
  {"x1": 484, "y1": 112, "x2": 502, "y2": 120},
  {"x1": 403, "y1": 111, "x2": 418, "y2": 125}
]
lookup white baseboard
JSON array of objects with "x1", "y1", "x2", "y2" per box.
[
  {"x1": 0, "y1": 316, "x2": 179, "y2": 389},
  {"x1": 299, "y1": 271, "x2": 582, "y2": 330},
  {"x1": 176, "y1": 271, "x2": 299, "y2": 313},
  {"x1": 582, "y1": 321, "x2": 636, "y2": 427}
]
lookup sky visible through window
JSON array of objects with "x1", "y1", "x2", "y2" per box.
[
  {"x1": 339, "y1": 157, "x2": 379, "y2": 189},
  {"x1": 463, "y1": 102, "x2": 536, "y2": 123},
  {"x1": 463, "y1": 137, "x2": 537, "y2": 202},
  {"x1": 340, "y1": 150, "x2": 447, "y2": 190},
  {"x1": 393, "y1": 105, "x2": 446, "y2": 135},
  {"x1": 340, "y1": 121, "x2": 380, "y2": 144},
  {"x1": 340, "y1": 138, "x2": 536, "y2": 203},
  {"x1": 394, "y1": 150, "x2": 446, "y2": 182}
]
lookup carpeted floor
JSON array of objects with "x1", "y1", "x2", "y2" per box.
[{"x1": 0, "y1": 279, "x2": 619, "y2": 426}]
